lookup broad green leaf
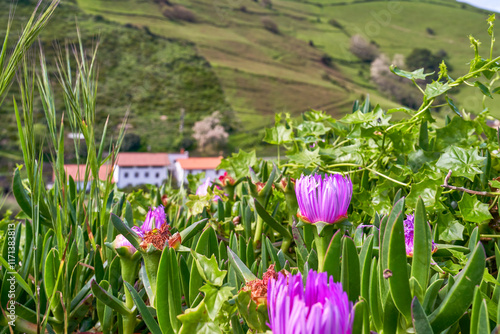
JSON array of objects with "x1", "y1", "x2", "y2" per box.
[
  {"x1": 218, "y1": 150, "x2": 257, "y2": 179},
  {"x1": 296, "y1": 121, "x2": 329, "y2": 137},
  {"x1": 406, "y1": 178, "x2": 442, "y2": 209},
  {"x1": 235, "y1": 290, "x2": 269, "y2": 332},
  {"x1": 324, "y1": 229, "x2": 343, "y2": 283},
  {"x1": 287, "y1": 147, "x2": 321, "y2": 168},
  {"x1": 227, "y1": 247, "x2": 257, "y2": 282},
  {"x1": 199, "y1": 284, "x2": 233, "y2": 320},
  {"x1": 178, "y1": 301, "x2": 222, "y2": 334},
  {"x1": 434, "y1": 116, "x2": 474, "y2": 151},
  {"x1": 425, "y1": 81, "x2": 451, "y2": 99},
  {"x1": 263, "y1": 124, "x2": 293, "y2": 145},
  {"x1": 458, "y1": 193, "x2": 493, "y2": 224},
  {"x1": 437, "y1": 211, "x2": 464, "y2": 242},
  {"x1": 436, "y1": 146, "x2": 485, "y2": 181},
  {"x1": 191, "y1": 251, "x2": 227, "y2": 287},
  {"x1": 390, "y1": 66, "x2": 434, "y2": 80}
]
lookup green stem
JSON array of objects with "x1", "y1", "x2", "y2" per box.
[
  {"x1": 253, "y1": 216, "x2": 264, "y2": 248},
  {"x1": 121, "y1": 257, "x2": 140, "y2": 334},
  {"x1": 314, "y1": 223, "x2": 335, "y2": 272}
]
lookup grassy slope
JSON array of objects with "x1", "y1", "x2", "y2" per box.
[
  {"x1": 76, "y1": 0, "x2": 500, "y2": 152},
  {"x1": 0, "y1": 0, "x2": 230, "y2": 158}
]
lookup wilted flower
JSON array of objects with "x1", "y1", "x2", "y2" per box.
[
  {"x1": 132, "y1": 205, "x2": 167, "y2": 237},
  {"x1": 219, "y1": 171, "x2": 236, "y2": 186},
  {"x1": 112, "y1": 234, "x2": 137, "y2": 256},
  {"x1": 267, "y1": 270, "x2": 353, "y2": 334},
  {"x1": 241, "y1": 264, "x2": 280, "y2": 305},
  {"x1": 295, "y1": 174, "x2": 353, "y2": 225},
  {"x1": 404, "y1": 214, "x2": 437, "y2": 257}
]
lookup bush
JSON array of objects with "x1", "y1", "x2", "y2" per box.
[
  {"x1": 261, "y1": 17, "x2": 279, "y2": 34},
  {"x1": 162, "y1": 5, "x2": 197, "y2": 22},
  {"x1": 426, "y1": 27, "x2": 435, "y2": 35},
  {"x1": 406, "y1": 48, "x2": 452, "y2": 79},
  {"x1": 349, "y1": 34, "x2": 379, "y2": 62},
  {"x1": 261, "y1": 0, "x2": 272, "y2": 8},
  {"x1": 328, "y1": 18, "x2": 343, "y2": 29},
  {"x1": 321, "y1": 53, "x2": 333, "y2": 67}
]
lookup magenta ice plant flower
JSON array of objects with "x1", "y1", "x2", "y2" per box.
[
  {"x1": 295, "y1": 174, "x2": 353, "y2": 224},
  {"x1": 132, "y1": 205, "x2": 167, "y2": 237},
  {"x1": 267, "y1": 270, "x2": 353, "y2": 334},
  {"x1": 196, "y1": 177, "x2": 221, "y2": 201},
  {"x1": 404, "y1": 214, "x2": 437, "y2": 257},
  {"x1": 112, "y1": 234, "x2": 137, "y2": 256}
]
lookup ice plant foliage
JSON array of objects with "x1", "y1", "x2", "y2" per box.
[
  {"x1": 295, "y1": 174, "x2": 353, "y2": 224},
  {"x1": 404, "y1": 214, "x2": 437, "y2": 257},
  {"x1": 267, "y1": 270, "x2": 353, "y2": 334}
]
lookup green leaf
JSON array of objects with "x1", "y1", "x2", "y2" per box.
[
  {"x1": 91, "y1": 280, "x2": 131, "y2": 316},
  {"x1": 218, "y1": 150, "x2": 257, "y2": 179},
  {"x1": 474, "y1": 81, "x2": 493, "y2": 99},
  {"x1": 0, "y1": 256, "x2": 34, "y2": 298},
  {"x1": 390, "y1": 66, "x2": 434, "y2": 80},
  {"x1": 296, "y1": 121, "x2": 329, "y2": 137},
  {"x1": 263, "y1": 124, "x2": 293, "y2": 144},
  {"x1": 180, "y1": 218, "x2": 208, "y2": 244},
  {"x1": 324, "y1": 229, "x2": 343, "y2": 283},
  {"x1": 436, "y1": 146, "x2": 485, "y2": 181},
  {"x1": 178, "y1": 301, "x2": 222, "y2": 334},
  {"x1": 428, "y1": 243, "x2": 486, "y2": 332},
  {"x1": 199, "y1": 284, "x2": 233, "y2": 320},
  {"x1": 412, "y1": 297, "x2": 434, "y2": 334},
  {"x1": 191, "y1": 251, "x2": 227, "y2": 287},
  {"x1": 287, "y1": 147, "x2": 321, "y2": 168},
  {"x1": 341, "y1": 237, "x2": 360, "y2": 302},
  {"x1": 407, "y1": 178, "x2": 442, "y2": 209},
  {"x1": 369, "y1": 258, "x2": 383, "y2": 332},
  {"x1": 458, "y1": 193, "x2": 493, "y2": 224},
  {"x1": 437, "y1": 212, "x2": 464, "y2": 242},
  {"x1": 411, "y1": 198, "x2": 432, "y2": 299},
  {"x1": 235, "y1": 290, "x2": 269, "y2": 332},
  {"x1": 110, "y1": 214, "x2": 141, "y2": 250},
  {"x1": 425, "y1": 81, "x2": 451, "y2": 99},
  {"x1": 434, "y1": 116, "x2": 474, "y2": 151},
  {"x1": 124, "y1": 282, "x2": 162, "y2": 334},
  {"x1": 227, "y1": 247, "x2": 257, "y2": 282},
  {"x1": 387, "y1": 211, "x2": 412, "y2": 324},
  {"x1": 254, "y1": 199, "x2": 292, "y2": 240},
  {"x1": 445, "y1": 96, "x2": 462, "y2": 117}
]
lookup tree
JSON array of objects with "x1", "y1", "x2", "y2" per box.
[
  {"x1": 192, "y1": 111, "x2": 228, "y2": 154},
  {"x1": 349, "y1": 35, "x2": 379, "y2": 62}
]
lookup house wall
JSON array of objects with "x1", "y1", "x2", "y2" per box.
[
  {"x1": 174, "y1": 162, "x2": 224, "y2": 186},
  {"x1": 167, "y1": 152, "x2": 189, "y2": 172},
  {"x1": 116, "y1": 166, "x2": 168, "y2": 188}
]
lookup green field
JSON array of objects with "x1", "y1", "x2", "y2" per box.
[{"x1": 1, "y1": 0, "x2": 500, "y2": 163}]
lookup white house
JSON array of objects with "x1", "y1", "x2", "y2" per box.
[
  {"x1": 175, "y1": 156, "x2": 224, "y2": 186},
  {"x1": 114, "y1": 153, "x2": 170, "y2": 188},
  {"x1": 167, "y1": 150, "x2": 189, "y2": 173}
]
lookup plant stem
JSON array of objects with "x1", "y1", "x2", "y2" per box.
[
  {"x1": 314, "y1": 223, "x2": 335, "y2": 272},
  {"x1": 121, "y1": 258, "x2": 139, "y2": 334},
  {"x1": 254, "y1": 216, "x2": 264, "y2": 248}
]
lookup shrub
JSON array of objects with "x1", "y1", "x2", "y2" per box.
[
  {"x1": 349, "y1": 34, "x2": 379, "y2": 62},
  {"x1": 321, "y1": 53, "x2": 333, "y2": 67},
  {"x1": 328, "y1": 18, "x2": 343, "y2": 29},
  {"x1": 192, "y1": 111, "x2": 229, "y2": 153},
  {"x1": 426, "y1": 27, "x2": 435, "y2": 35},
  {"x1": 261, "y1": 17, "x2": 279, "y2": 34},
  {"x1": 406, "y1": 48, "x2": 449, "y2": 79},
  {"x1": 162, "y1": 5, "x2": 197, "y2": 22},
  {"x1": 239, "y1": 5, "x2": 247, "y2": 12},
  {"x1": 261, "y1": 0, "x2": 272, "y2": 9}
]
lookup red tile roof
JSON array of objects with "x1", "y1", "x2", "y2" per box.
[
  {"x1": 176, "y1": 156, "x2": 222, "y2": 170},
  {"x1": 55, "y1": 164, "x2": 114, "y2": 182},
  {"x1": 116, "y1": 153, "x2": 170, "y2": 167}
]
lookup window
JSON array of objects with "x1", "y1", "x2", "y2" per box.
[
  {"x1": 134, "y1": 172, "x2": 139, "y2": 178},
  {"x1": 124, "y1": 172, "x2": 129, "y2": 178},
  {"x1": 156, "y1": 172, "x2": 160, "y2": 178},
  {"x1": 145, "y1": 172, "x2": 149, "y2": 177}
]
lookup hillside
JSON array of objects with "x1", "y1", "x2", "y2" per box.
[
  {"x1": 1, "y1": 0, "x2": 500, "y2": 172},
  {"x1": 75, "y1": 0, "x2": 500, "y2": 144}
]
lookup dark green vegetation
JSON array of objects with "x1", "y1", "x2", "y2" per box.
[
  {"x1": 1, "y1": 0, "x2": 500, "y2": 183},
  {"x1": 0, "y1": 0, "x2": 230, "y2": 176}
]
